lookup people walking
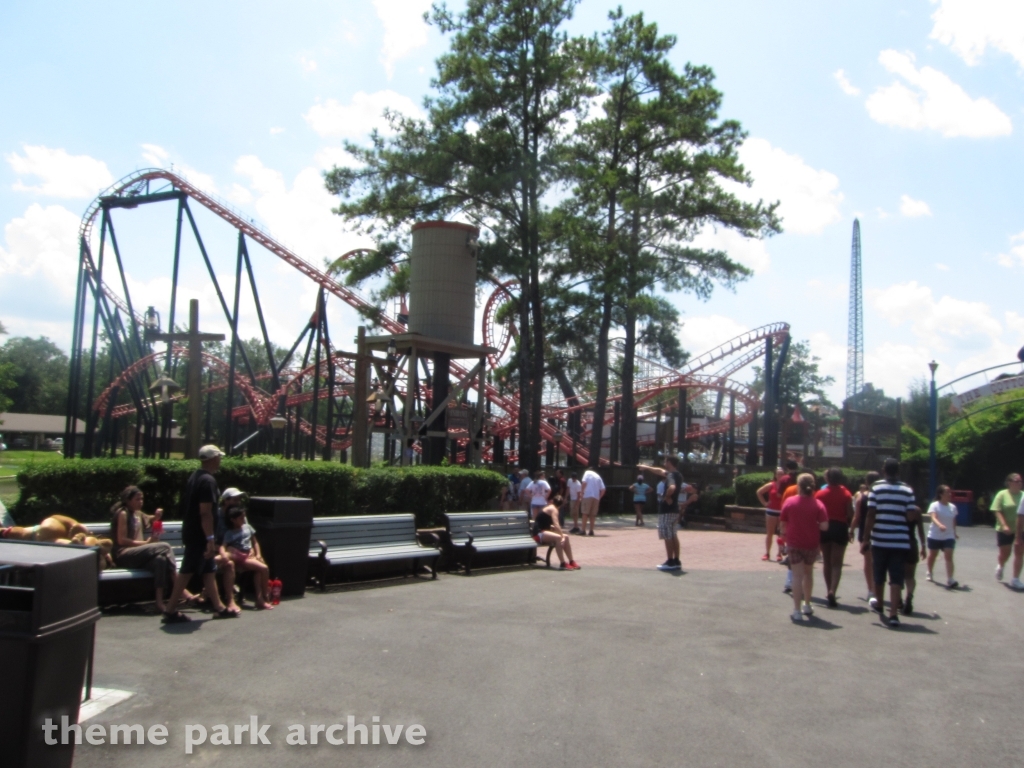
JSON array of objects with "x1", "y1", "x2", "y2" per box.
[
  {"x1": 863, "y1": 458, "x2": 919, "y2": 628},
  {"x1": 992, "y1": 473, "x2": 1023, "y2": 582},
  {"x1": 567, "y1": 473, "x2": 582, "y2": 534},
  {"x1": 815, "y1": 468, "x2": 854, "y2": 607},
  {"x1": 756, "y1": 468, "x2": 785, "y2": 561},
  {"x1": 533, "y1": 494, "x2": 580, "y2": 570},
  {"x1": 517, "y1": 470, "x2": 534, "y2": 516},
  {"x1": 779, "y1": 474, "x2": 829, "y2": 621},
  {"x1": 579, "y1": 468, "x2": 605, "y2": 536},
  {"x1": 850, "y1": 471, "x2": 881, "y2": 601},
  {"x1": 638, "y1": 454, "x2": 685, "y2": 571},
  {"x1": 902, "y1": 498, "x2": 928, "y2": 616},
  {"x1": 630, "y1": 474, "x2": 653, "y2": 526},
  {"x1": 530, "y1": 470, "x2": 552, "y2": 518},
  {"x1": 925, "y1": 485, "x2": 958, "y2": 588}
]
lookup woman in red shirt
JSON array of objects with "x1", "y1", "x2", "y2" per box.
[
  {"x1": 780, "y1": 474, "x2": 829, "y2": 622},
  {"x1": 815, "y1": 467, "x2": 855, "y2": 608},
  {"x1": 756, "y1": 468, "x2": 786, "y2": 561}
]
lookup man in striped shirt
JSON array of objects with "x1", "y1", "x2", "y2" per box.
[{"x1": 863, "y1": 458, "x2": 920, "y2": 628}]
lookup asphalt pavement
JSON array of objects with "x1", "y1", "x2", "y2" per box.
[{"x1": 69, "y1": 525, "x2": 1024, "y2": 768}]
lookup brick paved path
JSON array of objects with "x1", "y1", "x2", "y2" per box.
[{"x1": 567, "y1": 516, "x2": 857, "y2": 573}]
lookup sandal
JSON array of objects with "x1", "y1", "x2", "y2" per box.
[
  {"x1": 161, "y1": 611, "x2": 191, "y2": 624},
  {"x1": 214, "y1": 608, "x2": 240, "y2": 619}
]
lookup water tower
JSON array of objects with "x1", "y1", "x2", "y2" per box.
[{"x1": 352, "y1": 221, "x2": 495, "y2": 466}]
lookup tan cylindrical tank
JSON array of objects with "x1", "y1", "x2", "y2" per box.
[{"x1": 408, "y1": 221, "x2": 478, "y2": 345}]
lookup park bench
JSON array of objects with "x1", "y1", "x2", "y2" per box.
[
  {"x1": 85, "y1": 521, "x2": 185, "y2": 606},
  {"x1": 439, "y1": 511, "x2": 552, "y2": 574},
  {"x1": 309, "y1": 514, "x2": 441, "y2": 589}
]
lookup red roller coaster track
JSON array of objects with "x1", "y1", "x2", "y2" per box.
[{"x1": 82, "y1": 169, "x2": 787, "y2": 464}]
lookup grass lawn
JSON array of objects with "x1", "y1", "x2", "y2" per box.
[{"x1": 0, "y1": 451, "x2": 62, "y2": 509}]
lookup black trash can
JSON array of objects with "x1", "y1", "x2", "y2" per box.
[
  {"x1": 248, "y1": 497, "x2": 314, "y2": 597},
  {"x1": 0, "y1": 540, "x2": 101, "y2": 768}
]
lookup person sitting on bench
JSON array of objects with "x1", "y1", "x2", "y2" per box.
[
  {"x1": 111, "y1": 486, "x2": 196, "y2": 614},
  {"x1": 221, "y1": 504, "x2": 273, "y2": 609},
  {"x1": 533, "y1": 494, "x2": 580, "y2": 571},
  {"x1": 2, "y1": 514, "x2": 90, "y2": 542}
]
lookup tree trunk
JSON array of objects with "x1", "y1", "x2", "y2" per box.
[
  {"x1": 619, "y1": 301, "x2": 637, "y2": 465},
  {"x1": 588, "y1": 290, "x2": 614, "y2": 467},
  {"x1": 517, "y1": 275, "x2": 532, "y2": 468}
]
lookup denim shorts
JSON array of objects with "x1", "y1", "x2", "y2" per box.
[
  {"x1": 997, "y1": 531, "x2": 1016, "y2": 548},
  {"x1": 926, "y1": 538, "x2": 955, "y2": 551}
]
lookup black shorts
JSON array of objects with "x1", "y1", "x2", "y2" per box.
[
  {"x1": 871, "y1": 546, "x2": 907, "y2": 588},
  {"x1": 997, "y1": 531, "x2": 1016, "y2": 548},
  {"x1": 820, "y1": 521, "x2": 849, "y2": 545},
  {"x1": 179, "y1": 543, "x2": 217, "y2": 575},
  {"x1": 927, "y1": 537, "x2": 955, "y2": 551}
]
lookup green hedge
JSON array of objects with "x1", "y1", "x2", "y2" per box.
[
  {"x1": 734, "y1": 468, "x2": 874, "y2": 508},
  {"x1": 695, "y1": 486, "x2": 736, "y2": 517},
  {"x1": 13, "y1": 458, "x2": 503, "y2": 528}
]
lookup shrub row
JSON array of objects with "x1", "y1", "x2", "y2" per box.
[
  {"x1": 14, "y1": 458, "x2": 505, "y2": 529},
  {"x1": 733, "y1": 468, "x2": 875, "y2": 508}
]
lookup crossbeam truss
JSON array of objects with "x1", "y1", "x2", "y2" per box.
[{"x1": 65, "y1": 168, "x2": 789, "y2": 465}]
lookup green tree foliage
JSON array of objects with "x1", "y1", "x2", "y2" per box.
[
  {"x1": 0, "y1": 321, "x2": 15, "y2": 416},
  {"x1": 554, "y1": 10, "x2": 778, "y2": 465},
  {"x1": 847, "y1": 382, "x2": 898, "y2": 416},
  {"x1": 752, "y1": 340, "x2": 834, "y2": 414},
  {"x1": 326, "y1": 0, "x2": 593, "y2": 469},
  {"x1": 0, "y1": 336, "x2": 70, "y2": 415}
]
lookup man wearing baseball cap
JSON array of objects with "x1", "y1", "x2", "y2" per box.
[{"x1": 163, "y1": 445, "x2": 238, "y2": 622}]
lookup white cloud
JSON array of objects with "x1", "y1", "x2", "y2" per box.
[
  {"x1": 736, "y1": 137, "x2": 843, "y2": 235},
  {"x1": 303, "y1": 91, "x2": 425, "y2": 139},
  {"x1": 6, "y1": 145, "x2": 113, "y2": 199},
  {"x1": 270, "y1": 127, "x2": 285, "y2": 136},
  {"x1": 138, "y1": 144, "x2": 217, "y2": 193},
  {"x1": 676, "y1": 315, "x2": 752, "y2": 361},
  {"x1": 690, "y1": 226, "x2": 771, "y2": 274},
  {"x1": 0, "y1": 203, "x2": 81, "y2": 297},
  {"x1": 313, "y1": 146, "x2": 363, "y2": 171},
  {"x1": 227, "y1": 183, "x2": 254, "y2": 205},
  {"x1": 233, "y1": 156, "x2": 371, "y2": 264},
  {"x1": 870, "y1": 280, "x2": 1002, "y2": 351},
  {"x1": 141, "y1": 143, "x2": 169, "y2": 166},
  {"x1": 833, "y1": 69, "x2": 861, "y2": 96},
  {"x1": 899, "y1": 194, "x2": 932, "y2": 217},
  {"x1": 996, "y1": 231, "x2": 1024, "y2": 268},
  {"x1": 373, "y1": 0, "x2": 433, "y2": 78},
  {"x1": 865, "y1": 50, "x2": 1012, "y2": 138},
  {"x1": 300, "y1": 55, "x2": 318, "y2": 73},
  {"x1": 935, "y1": 263, "x2": 950, "y2": 271},
  {"x1": 930, "y1": 0, "x2": 1024, "y2": 67}
]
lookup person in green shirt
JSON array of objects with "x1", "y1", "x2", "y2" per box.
[{"x1": 991, "y1": 473, "x2": 1022, "y2": 582}]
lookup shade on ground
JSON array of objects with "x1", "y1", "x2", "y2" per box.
[{"x1": 71, "y1": 525, "x2": 1023, "y2": 768}]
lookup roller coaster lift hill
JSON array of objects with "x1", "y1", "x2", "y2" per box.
[{"x1": 63, "y1": 169, "x2": 790, "y2": 468}]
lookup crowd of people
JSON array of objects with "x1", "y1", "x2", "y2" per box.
[{"x1": 751, "y1": 457, "x2": 992, "y2": 627}]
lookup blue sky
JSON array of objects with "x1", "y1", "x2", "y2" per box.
[{"x1": 1, "y1": 0, "x2": 1022, "y2": 403}]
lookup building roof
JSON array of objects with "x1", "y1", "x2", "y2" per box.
[{"x1": 0, "y1": 413, "x2": 84, "y2": 434}]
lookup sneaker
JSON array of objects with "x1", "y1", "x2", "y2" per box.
[
  {"x1": 827, "y1": 594, "x2": 838, "y2": 608},
  {"x1": 657, "y1": 560, "x2": 674, "y2": 571},
  {"x1": 790, "y1": 610, "x2": 803, "y2": 622},
  {"x1": 869, "y1": 596, "x2": 881, "y2": 614},
  {"x1": 996, "y1": 563, "x2": 1004, "y2": 581},
  {"x1": 569, "y1": 527, "x2": 580, "y2": 534},
  {"x1": 1011, "y1": 578, "x2": 1024, "y2": 590},
  {"x1": 888, "y1": 615, "x2": 900, "y2": 628},
  {"x1": 947, "y1": 579, "x2": 959, "y2": 589},
  {"x1": 801, "y1": 603, "x2": 813, "y2": 616},
  {"x1": 783, "y1": 586, "x2": 792, "y2": 594},
  {"x1": 925, "y1": 571, "x2": 933, "y2": 582},
  {"x1": 902, "y1": 596, "x2": 914, "y2": 615},
  {"x1": 762, "y1": 553, "x2": 770, "y2": 561},
  {"x1": 775, "y1": 553, "x2": 783, "y2": 562},
  {"x1": 567, "y1": 560, "x2": 581, "y2": 570},
  {"x1": 587, "y1": 530, "x2": 594, "y2": 536},
  {"x1": 670, "y1": 559, "x2": 682, "y2": 570}
]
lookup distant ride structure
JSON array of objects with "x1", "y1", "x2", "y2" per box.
[
  {"x1": 846, "y1": 219, "x2": 864, "y2": 403},
  {"x1": 64, "y1": 168, "x2": 790, "y2": 467}
]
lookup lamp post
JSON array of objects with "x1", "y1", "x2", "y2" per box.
[{"x1": 928, "y1": 360, "x2": 939, "y2": 499}]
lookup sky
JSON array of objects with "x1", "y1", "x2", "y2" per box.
[{"x1": 1, "y1": 0, "x2": 1023, "y2": 405}]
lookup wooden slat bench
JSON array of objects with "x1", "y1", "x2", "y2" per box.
[
  {"x1": 86, "y1": 522, "x2": 185, "y2": 606},
  {"x1": 440, "y1": 511, "x2": 550, "y2": 574},
  {"x1": 309, "y1": 514, "x2": 441, "y2": 589}
]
